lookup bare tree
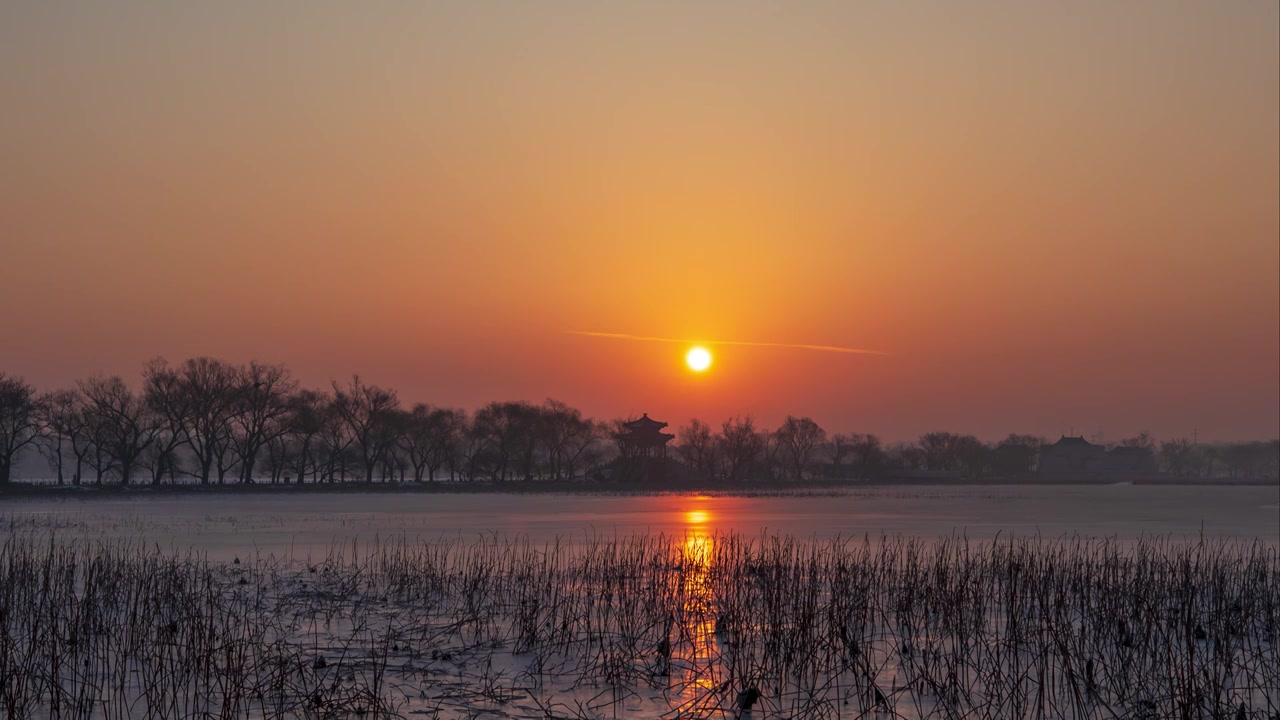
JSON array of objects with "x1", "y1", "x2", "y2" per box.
[
  {"x1": 677, "y1": 419, "x2": 719, "y2": 480},
  {"x1": 890, "y1": 441, "x2": 925, "y2": 472},
  {"x1": 380, "y1": 409, "x2": 411, "y2": 482},
  {"x1": 954, "y1": 435, "x2": 990, "y2": 478},
  {"x1": 14, "y1": 352, "x2": 1278, "y2": 493},
  {"x1": 775, "y1": 415, "x2": 827, "y2": 482},
  {"x1": 36, "y1": 389, "x2": 89, "y2": 485},
  {"x1": 274, "y1": 389, "x2": 328, "y2": 484},
  {"x1": 78, "y1": 376, "x2": 157, "y2": 485},
  {"x1": 1120, "y1": 433, "x2": 1157, "y2": 452},
  {"x1": 561, "y1": 418, "x2": 605, "y2": 483},
  {"x1": 261, "y1": 432, "x2": 289, "y2": 483},
  {"x1": 472, "y1": 401, "x2": 539, "y2": 482},
  {"x1": 394, "y1": 407, "x2": 425, "y2": 481},
  {"x1": 719, "y1": 416, "x2": 764, "y2": 484},
  {"x1": 231, "y1": 362, "x2": 297, "y2": 483},
  {"x1": 34, "y1": 393, "x2": 65, "y2": 485},
  {"x1": 991, "y1": 433, "x2": 1042, "y2": 475},
  {"x1": 173, "y1": 358, "x2": 240, "y2": 484},
  {"x1": 142, "y1": 359, "x2": 191, "y2": 485},
  {"x1": 331, "y1": 376, "x2": 400, "y2": 483},
  {"x1": 0, "y1": 373, "x2": 41, "y2": 485},
  {"x1": 81, "y1": 398, "x2": 115, "y2": 485},
  {"x1": 399, "y1": 404, "x2": 465, "y2": 482},
  {"x1": 848, "y1": 434, "x2": 885, "y2": 479},
  {"x1": 827, "y1": 433, "x2": 855, "y2": 475},
  {"x1": 1160, "y1": 438, "x2": 1196, "y2": 478},
  {"x1": 918, "y1": 432, "x2": 988, "y2": 477},
  {"x1": 456, "y1": 414, "x2": 489, "y2": 482},
  {"x1": 920, "y1": 432, "x2": 959, "y2": 472},
  {"x1": 760, "y1": 429, "x2": 785, "y2": 482},
  {"x1": 537, "y1": 399, "x2": 599, "y2": 481},
  {"x1": 1219, "y1": 441, "x2": 1280, "y2": 480}
]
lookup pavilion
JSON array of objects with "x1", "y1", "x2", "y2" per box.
[{"x1": 616, "y1": 414, "x2": 675, "y2": 459}]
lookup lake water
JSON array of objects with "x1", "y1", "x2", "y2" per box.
[
  {"x1": 2, "y1": 485, "x2": 1277, "y2": 719},
  {"x1": 3, "y1": 484, "x2": 1276, "y2": 559}
]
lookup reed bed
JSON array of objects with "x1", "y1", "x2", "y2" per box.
[{"x1": 1, "y1": 531, "x2": 1276, "y2": 719}]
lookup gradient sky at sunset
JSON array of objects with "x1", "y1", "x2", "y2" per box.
[{"x1": 2, "y1": 1, "x2": 1277, "y2": 442}]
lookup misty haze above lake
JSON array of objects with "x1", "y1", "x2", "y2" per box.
[{"x1": 4, "y1": 485, "x2": 1275, "y2": 560}]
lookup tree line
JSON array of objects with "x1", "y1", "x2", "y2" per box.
[{"x1": 1, "y1": 360, "x2": 1277, "y2": 487}]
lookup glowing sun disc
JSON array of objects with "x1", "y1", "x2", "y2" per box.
[{"x1": 686, "y1": 346, "x2": 712, "y2": 372}]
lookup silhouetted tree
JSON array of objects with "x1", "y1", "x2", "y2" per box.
[
  {"x1": 915, "y1": 432, "x2": 988, "y2": 477},
  {"x1": 35, "y1": 389, "x2": 89, "y2": 485},
  {"x1": 6, "y1": 355, "x2": 1278, "y2": 490},
  {"x1": 760, "y1": 429, "x2": 785, "y2": 482},
  {"x1": 538, "y1": 399, "x2": 599, "y2": 481},
  {"x1": 316, "y1": 392, "x2": 353, "y2": 482},
  {"x1": 845, "y1": 433, "x2": 886, "y2": 479},
  {"x1": 892, "y1": 442, "x2": 926, "y2": 472},
  {"x1": 472, "y1": 401, "x2": 538, "y2": 481},
  {"x1": 920, "y1": 432, "x2": 961, "y2": 472},
  {"x1": 81, "y1": 396, "x2": 115, "y2": 485},
  {"x1": 990, "y1": 433, "x2": 1042, "y2": 475},
  {"x1": 231, "y1": 362, "x2": 297, "y2": 483},
  {"x1": 1160, "y1": 438, "x2": 1196, "y2": 478},
  {"x1": 286, "y1": 386, "x2": 332, "y2": 481},
  {"x1": 1218, "y1": 441, "x2": 1280, "y2": 480},
  {"x1": 953, "y1": 435, "x2": 989, "y2": 478},
  {"x1": 719, "y1": 416, "x2": 765, "y2": 484},
  {"x1": 456, "y1": 413, "x2": 489, "y2": 482},
  {"x1": 1119, "y1": 433, "x2": 1157, "y2": 452},
  {"x1": 775, "y1": 415, "x2": 826, "y2": 482},
  {"x1": 331, "y1": 376, "x2": 400, "y2": 484},
  {"x1": 79, "y1": 376, "x2": 157, "y2": 485},
  {"x1": 173, "y1": 357, "x2": 240, "y2": 484},
  {"x1": 381, "y1": 409, "x2": 411, "y2": 482},
  {"x1": 677, "y1": 419, "x2": 719, "y2": 480},
  {"x1": 399, "y1": 404, "x2": 464, "y2": 482},
  {"x1": 827, "y1": 433, "x2": 855, "y2": 475},
  {"x1": 142, "y1": 359, "x2": 192, "y2": 485},
  {"x1": 561, "y1": 417, "x2": 605, "y2": 483},
  {"x1": 0, "y1": 373, "x2": 40, "y2": 485}
]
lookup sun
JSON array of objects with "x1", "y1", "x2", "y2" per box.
[{"x1": 686, "y1": 346, "x2": 712, "y2": 372}]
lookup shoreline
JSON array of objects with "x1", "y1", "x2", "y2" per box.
[{"x1": 2, "y1": 476, "x2": 1276, "y2": 499}]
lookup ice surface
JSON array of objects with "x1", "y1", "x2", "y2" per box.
[
  {"x1": 1, "y1": 487, "x2": 1276, "y2": 719},
  {"x1": 1, "y1": 485, "x2": 1275, "y2": 561}
]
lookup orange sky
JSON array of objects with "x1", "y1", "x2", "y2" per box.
[{"x1": 1, "y1": 1, "x2": 1277, "y2": 442}]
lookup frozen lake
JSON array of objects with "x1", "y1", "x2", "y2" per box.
[
  {"x1": 3, "y1": 484, "x2": 1276, "y2": 560},
  {"x1": 2, "y1": 485, "x2": 1277, "y2": 719}
]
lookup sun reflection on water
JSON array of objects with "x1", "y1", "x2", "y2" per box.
[{"x1": 676, "y1": 511, "x2": 719, "y2": 692}]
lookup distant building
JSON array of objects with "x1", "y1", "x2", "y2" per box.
[
  {"x1": 1038, "y1": 436, "x2": 1159, "y2": 478},
  {"x1": 608, "y1": 414, "x2": 677, "y2": 485},
  {"x1": 1038, "y1": 436, "x2": 1107, "y2": 476},
  {"x1": 616, "y1": 414, "x2": 675, "y2": 459}
]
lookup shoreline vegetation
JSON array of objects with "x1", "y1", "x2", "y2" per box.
[
  {"x1": 0, "y1": 530, "x2": 1275, "y2": 719},
  {"x1": 2, "y1": 358, "x2": 1278, "y2": 491},
  {"x1": 1, "y1": 475, "x2": 1276, "y2": 500}
]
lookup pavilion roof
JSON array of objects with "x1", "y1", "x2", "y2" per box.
[
  {"x1": 1051, "y1": 435, "x2": 1097, "y2": 447},
  {"x1": 623, "y1": 413, "x2": 669, "y2": 431}
]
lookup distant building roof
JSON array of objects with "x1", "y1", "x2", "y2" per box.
[
  {"x1": 624, "y1": 413, "x2": 669, "y2": 432},
  {"x1": 1052, "y1": 436, "x2": 1095, "y2": 447},
  {"x1": 617, "y1": 413, "x2": 675, "y2": 448}
]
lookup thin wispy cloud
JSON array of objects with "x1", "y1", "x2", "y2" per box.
[{"x1": 565, "y1": 330, "x2": 888, "y2": 356}]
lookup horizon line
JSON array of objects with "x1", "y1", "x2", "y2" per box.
[{"x1": 564, "y1": 330, "x2": 889, "y2": 356}]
